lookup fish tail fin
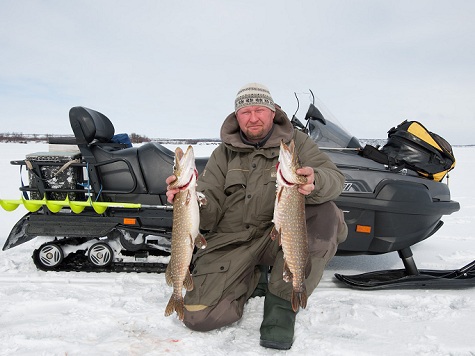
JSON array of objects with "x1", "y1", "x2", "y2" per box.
[
  {"x1": 291, "y1": 285, "x2": 308, "y2": 312},
  {"x1": 165, "y1": 293, "x2": 185, "y2": 320}
]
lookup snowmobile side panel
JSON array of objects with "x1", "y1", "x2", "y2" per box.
[
  {"x1": 26, "y1": 213, "x2": 119, "y2": 237},
  {"x1": 335, "y1": 179, "x2": 460, "y2": 255},
  {"x1": 3, "y1": 212, "x2": 120, "y2": 251}
]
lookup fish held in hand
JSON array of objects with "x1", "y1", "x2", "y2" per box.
[
  {"x1": 165, "y1": 146, "x2": 207, "y2": 320},
  {"x1": 271, "y1": 139, "x2": 310, "y2": 312}
]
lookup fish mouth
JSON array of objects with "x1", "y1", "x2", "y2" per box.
[
  {"x1": 171, "y1": 146, "x2": 197, "y2": 189},
  {"x1": 178, "y1": 169, "x2": 198, "y2": 190},
  {"x1": 277, "y1": 162, "x2": 295, "y2": 186}
]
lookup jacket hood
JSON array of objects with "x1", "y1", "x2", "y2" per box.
[{"x1": 220, "y1": 107, "x2": 294, "y2": 149}]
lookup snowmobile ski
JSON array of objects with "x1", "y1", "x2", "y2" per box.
[{"x1": 335, "y1": 259, "x2": 475, "y2": 289}]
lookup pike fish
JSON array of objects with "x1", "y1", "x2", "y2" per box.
[
  {"x1": 271, "y1": 139, "x2": 310, "y2": 312},
  {"x1": 165, "y1": 145, "x2": 207, "y2": 320}
]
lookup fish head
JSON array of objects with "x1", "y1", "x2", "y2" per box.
[
  {"x1": 170, "y1": 145, "x2": 198, "y2": 189},
  {"x1": 276, "y1": 140, "x2": 307, "y2": 187}
]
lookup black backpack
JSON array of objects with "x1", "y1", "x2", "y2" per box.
[{"x1": 360, "y1": 120, "x2": 456, "y2": 182}]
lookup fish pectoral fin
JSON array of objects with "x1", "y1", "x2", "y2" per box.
[
  {"x1": 270, "y1": 225, "x2": 280, "y2": 241},
  {"x1": 276, "y1": 186, "x2": 284, "y2": 202},
  {"x1": 270, "y1": 226, "x2": 282, "y2": 245},
  {"x1": 194, "y1": 233, "x2": 207, "y2": 249},
  {"x1": 196, "y1": 192, "x2": 207, "y2": 206},
  {"x1": 184, "y1": 272, "x2": 194, "y2": 291}
]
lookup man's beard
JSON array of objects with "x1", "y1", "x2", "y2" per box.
[{"x1": 244, "y1": 127, "x2": 265, "y2": 141}]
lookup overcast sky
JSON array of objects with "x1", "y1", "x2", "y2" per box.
[{"x1": 1, "y1": 0, "x2": 474, "y2": 144}]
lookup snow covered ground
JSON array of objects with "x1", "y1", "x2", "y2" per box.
[{"x1": 0, "y1": 142, "x2": 474, "y2": 356}]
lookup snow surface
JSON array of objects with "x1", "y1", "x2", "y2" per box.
[{"x1": 0, "y1": 142, "x2": 474, "y2": 356}]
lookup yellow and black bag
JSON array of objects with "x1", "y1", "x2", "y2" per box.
[{"x1": 361, "y1": 120, "x2": 456, "y2": 181}]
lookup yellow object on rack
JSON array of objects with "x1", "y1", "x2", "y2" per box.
[{"x1": 0, "y1": 196, "x2": 141, "y2": 214}]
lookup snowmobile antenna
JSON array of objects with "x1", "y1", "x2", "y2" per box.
[
  {"x1": 293, "y1": 92, "x2": 300, "y2": 118},
  {"x1": 290, "y1": 92, "x2": 307, "y2": 132}
]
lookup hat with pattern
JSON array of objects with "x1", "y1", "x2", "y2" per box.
[{"x1": 234, "y1": 83, "x2": 275, "y2": 113}]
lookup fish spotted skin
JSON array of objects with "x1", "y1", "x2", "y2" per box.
[
  {"x1": 165, "y1": 146, "x2": 206, "y2": 320},
  {"x1": 271, "y1": 139, "x2": 309, "y2": 312}
]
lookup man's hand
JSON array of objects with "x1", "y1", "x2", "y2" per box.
[
  {"x1": 166, "y1": 175, "x2": 179, "y2": 204},
  {"x1": 296, "y1": 167, "x2": 315, "y2": 196}
]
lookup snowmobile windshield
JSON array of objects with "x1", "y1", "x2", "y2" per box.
[{"x1": 306, "y1": 103, "x2": 362, "y2": 149}]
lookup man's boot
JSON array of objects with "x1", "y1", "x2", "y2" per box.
[
  {"x1": 250, "y1": 265, "x2": 268, "y2": 298},
  {"x1": 259, "y1": 291, "x2": 296, "y2": 350}
]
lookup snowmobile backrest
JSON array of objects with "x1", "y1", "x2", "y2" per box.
[{"x1": 69, "y1": 106, "x2": 115, "y2": 145}]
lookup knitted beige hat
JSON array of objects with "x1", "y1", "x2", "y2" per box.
[{"x1": 234, "y1": 83, "x2": 275, "y2": 113}]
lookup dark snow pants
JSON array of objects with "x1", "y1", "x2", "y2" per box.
[{"x1": 182, "y1": 201, "x2": 347, "y2": 331}]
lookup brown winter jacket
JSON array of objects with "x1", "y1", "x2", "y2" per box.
[{"x1": 196, "y1": 107, "x2": 345, "y2": 253}]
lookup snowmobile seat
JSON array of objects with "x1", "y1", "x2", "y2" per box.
[
  {"x1": 137, "y1": 142, "x2": 175, "y2": 194},
  {"x1": 69, "y1": 106, "x2": 148, "y2": 195},
  {"x1": 69, "y1": 106, "x2": 206, "y2": 198},
  {"x1": 91, "y1": 145, "x2": 148, "y2": 194}
]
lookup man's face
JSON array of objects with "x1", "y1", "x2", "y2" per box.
[{"x1": 236, "y1": 106, "x2": 275, "y2": 143}]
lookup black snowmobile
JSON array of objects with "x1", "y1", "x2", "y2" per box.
[{"x1": 1, "y1": 98, "x2": 474, "y2": 289}]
